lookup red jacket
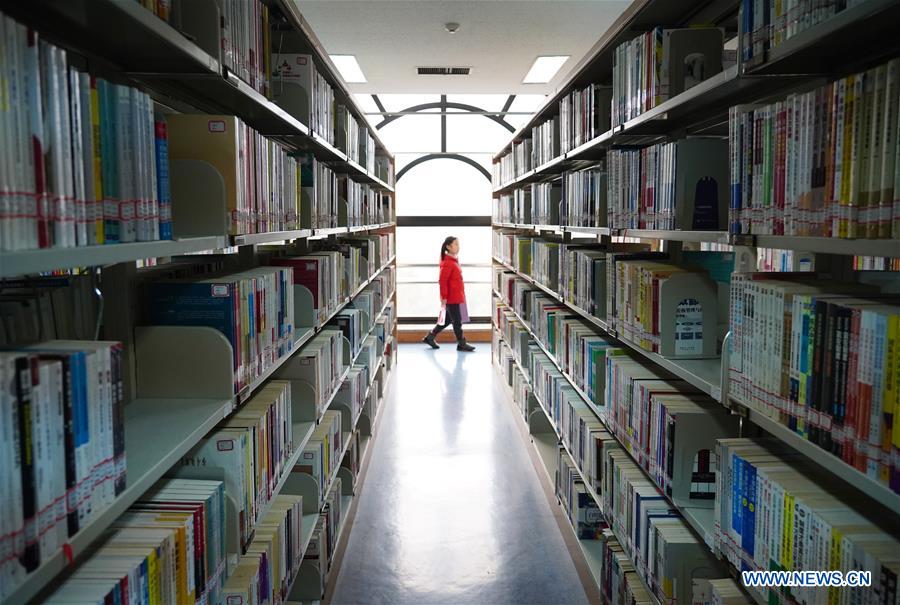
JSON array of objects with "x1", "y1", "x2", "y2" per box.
[{"x1": 439, "y1": 255, "x2": 466, "y2": 304}]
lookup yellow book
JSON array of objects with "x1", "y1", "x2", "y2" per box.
[
  {"x1": 90, "y1": 77, "x2": 104, "y2": 244},
  {"x1": 886, "y1": 314, "x2": 900, "y2": 484},
  {"x1": 782, "y1": 492, "x2": 795, "y2": 570},
  {"x1": 166, "y1": 114, "x2": 246, "y2": 235}
]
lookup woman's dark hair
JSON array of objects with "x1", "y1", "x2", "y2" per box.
[{"x1": 440, "y1": 236, "x2": 457, "y2": 260}]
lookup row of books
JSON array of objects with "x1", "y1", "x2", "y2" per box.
[
  {"x1": 611, "y1": 28, "x2": 724, "y2": 128},
  {"x1": 740, "y1": 0, "x2": 867, "y2": 68},
  {"x1": 604, "y1": 354, "x2": 739, "y2": 505},
  {"x1": 43, "y1": 478, "x2": 228, "y2": 605},
  {"x1": 727, "y1": 272, "x2": 900, "y2": 492},
  {"x1": 141, "y1": 265, "x2": 296, "y2": 393},
  {"x1": 533, "y1": 181, "x2": 562, "y2": 226},
  {"x1": 305, "y1": 476, "x2": 345, "y2": 598},
  {"x1": 728, "y1": 57, "x2": 900, "y2": 239},
  {"x1": 272, "y1": 251, "x2": 342, "y2": 325},
  {"x1": 560, "y1": 84, "x2": 612, "y2": 154},
  {"x1": 495, "y1": 327, "x2": 730, "y2": 605},
  {"x1": 715, "y1": 438, "x2": 899, "y2": 605},
  {"x1": 278, "y1": 330, "x2": 345, "y2": 417},
  {"x1": 296, "y1": 411, "x2": 344, "y2": 507},
  {"x1": 562, "y1": 165, "x2": 607, "y2": 228},
  {"x1": 219, "y1": 0, "x2": 270, "y2": 96},
  {"x1": 334, "y1": 105, "x2": 377, "y2": 173},
  {"x1": 494, "y1": 189, "x2": 530, "y2": 224},
  {"x1": 556, "y1": 447, "x2": 604, "y2": 540},
  {"x1": 223, "y1": 494, "x2": 305, "y2": 605},
  {"x1": 1, "y1": 15, "x2": 173, "y2": 251},
  {"x1": 178, "y1": 380, "x2": 295, "y2": 551},
  {"x1": 494, "y1": 139, "x2": 534, "y2": 185},
  {"x1": 494, "y1": 284, "x2": 609, "y2": 410},
  {"x1": 602, "y1": 433, "x2": 722, "y2": 605},
  {"x1": 168, "y1": 114, "x2": 302, "y2": 236},
  {"x1": 0, "y1": 342, "x2": 125, "y2": 598},
  {"x1": 607, "y1": 138, "x2": 729, "y2": 231},
  {"x1": 532, "y1": 116, "x2": 560, "y2": 169},
  {"x1": 272, "y1": 53, "x2": 335, "y2": 146},
  {"x1": 337, "y1": 365, "x2": 372, "y2": 427},
  {"x1": 606, "y1": 253, "x2": 725, "y2": 359}
]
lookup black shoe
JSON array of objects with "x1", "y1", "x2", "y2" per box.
[
  {"x1": 423, "y1": 333, "x2": 439, "y2": 349},
  {"x1": 457, "y1": 339, "x2": 475, "y2": 352}
]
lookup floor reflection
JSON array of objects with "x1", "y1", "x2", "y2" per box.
[{"x1": 329, "y1": 345, "x2": 589, "y2": 605}]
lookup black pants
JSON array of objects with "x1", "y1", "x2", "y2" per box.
[{"x1": 431, "y1": 303, "x2": 464, "y2": 341}]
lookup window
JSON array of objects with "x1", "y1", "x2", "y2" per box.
[{"x1": 369, "y1": 94, "x2": 525, "y2": 324}]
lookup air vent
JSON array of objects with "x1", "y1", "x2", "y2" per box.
[{"x1": 417, "y1": 66, "x2": 471, "y2": 75}]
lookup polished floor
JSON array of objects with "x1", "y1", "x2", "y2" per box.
[{"x1": 329, "y1": 344, "x2": 589, "y2": 605}]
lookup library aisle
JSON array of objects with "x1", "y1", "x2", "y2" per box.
[{"x1": 330, "y1": 345, "x2": 590, "y2": 605}]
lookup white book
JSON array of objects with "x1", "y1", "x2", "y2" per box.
[
  {"x1": 68, "y1": 68, "x2": 88, "y2": 247},
  {"x1": 116, "y1": 85, "x2": 135, "y2": 242}
]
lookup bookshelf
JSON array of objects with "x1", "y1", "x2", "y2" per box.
[
  {"x1": 0, "y1": 1, "x2": 398, "y2": 603},
  {"x1": 492, "y1": 0, "x2": 900, "y2": 602}
]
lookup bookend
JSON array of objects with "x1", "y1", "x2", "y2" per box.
[
  {"x1": 134, "y1": 326, "x2": 235, "y2": 400},
  {"x1": 664, "y1": 411, "x2": 739, "y2": 508},
  {"x1": 529, "y1": 396, "x2": 554, "y2": 436},
  {"x1": 657, "y1": 272, "x2": 718, "y2": 359},
  {"x1": 170, "y1": 159, "x2": 229, "y2": 238}
]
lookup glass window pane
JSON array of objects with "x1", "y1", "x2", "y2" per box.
[
  {"x1": 353, "y1": 93, "x2": 379, "y2": 113},
  {"x1": 396, "y1": 159, "x2": 491, "y2": 216},
  {"x1": 509, "y1": 94, "x2": 548, "y2": 113},
  {"x1": 465, "y1": 283, "x2": 492, "y2": 317},
  {"x1": 397, "y1": 226, "x2": 491, "y2": 268},
  {"x1": 398, "y1": 266, "x2": 492, "y2": 283},
  {"x1": 397, "y1": 281, "x2": 491, "y2": 318},
  {"x1": 377, "y1": 94, "x2": 440, "y2": 111},
  {"x1": 446, "y1": 94, "x2": 509, "y2": 112},
  {"x1": 445, "y1": 115, "x2": 514, "y2": 153},
  {"x1": 379, "y1": 115, "x2": 440, "y2": 153}
]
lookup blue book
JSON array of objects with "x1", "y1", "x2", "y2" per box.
[
  {"x1": 732, "y1": 452, "x2": 743, "y2": 539},
  {"x1": 141, "y1": 282, "x2": 238, "y2": 378},
  {"x1": 154, "y1": 113, "x2": 172, "y2": 240},
  {"x1": 741, "y1": 459, "x2": 757, "y2": 562}
]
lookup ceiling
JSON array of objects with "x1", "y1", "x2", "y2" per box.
[{"x1": 296, "y1": 0, "x2": 631, "y2": 95}]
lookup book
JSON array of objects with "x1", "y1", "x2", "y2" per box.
[
  {"x1": 608, "y1": 138, "x2": 729, "y2": 231},
  {"x1": 728, "y1": 57, "x2": 900, "y2": 239}
]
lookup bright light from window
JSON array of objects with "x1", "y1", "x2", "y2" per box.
[
  {"x1": 330, "y1": 55, "x2": 367, "y2": 83},
  {"x1": 522, "y1": 56, "x2": 570, "y2": 84}
]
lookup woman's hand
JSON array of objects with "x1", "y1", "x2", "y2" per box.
[{"x1": 441, "y1": 298, "x2": 447, "y2": 308}]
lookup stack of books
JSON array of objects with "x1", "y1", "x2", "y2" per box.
[
  {"x1": 607, "y1": 138, "x2": 729, "y2": 231},
  {"x1": 272, "y1": 53, "x2": 334, "y2": 144},
  {"x1": 178, "y1": 380, "x2": 294, "y2": 550},
  {"x1": 42, "y1": 478, "x2": 228, "y2": 605},
  {"x1": 728, "y1": 273, "x2": 899, "y2": 491},
  {"x1": 141, "y1": 266, "x2": 295, "y2": 392},
  {"x1": 223, "y1": 494, "x2": 305, "y2": 604},
  {"x1": 728, "y1": 57, "x2": 900, "y2": 239},
  {"x1": 1, "y1": 15, "x2": 172, "y2": 250},
  {"x1": 562, "y1": 166, "x2": 607, "y2": 228},
  {"x1": 296, "y1": 411, "x2": 343, "y2": 504},
  {"x1": 715, "y1": 438, "x2": 899, "y2": 604},
  {"x1": 167, "y1": 114, "x2": 301, "y2": 236},
  {"x1": 532, "y1": 117, "x2": 560, "y2": 168},
  {"x1": 612, "y1": 28, "x2": 723, "y2": 127},
  {"x1": 560, "y1": 84, "x2": 612, "y2": 153},
  {"x1": 271, "y1": 251, "x2": 343, "y2": 324},
  {"x1": 0, "y1": 342, "x2": 126, "y2": 597},
  {"x1": 279, "y1": 330, "x2": 345, "y2": 416}
]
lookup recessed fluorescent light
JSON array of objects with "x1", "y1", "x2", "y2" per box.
[
  {"x1": 523, "y1": 55, "x2": 570, "y2": 84},
  {"x1": 330, "y1": 55, "x2": 367, "y2": 83}
]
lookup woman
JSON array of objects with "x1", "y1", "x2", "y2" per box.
[{"x1": 423, "y1": 236, "x2": 475, "y2": 352}]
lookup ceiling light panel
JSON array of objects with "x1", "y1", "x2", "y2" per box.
[
  {"x1": 330, "y1": 54, "x2": 367, "y2": 83},
  {"x1": 522, "y1": 55, "x2": 570, "y2": 84}
]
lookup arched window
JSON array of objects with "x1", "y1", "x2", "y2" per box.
[{"x1": 362, "y1": 93, "x2": 542, "y2": 325}]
